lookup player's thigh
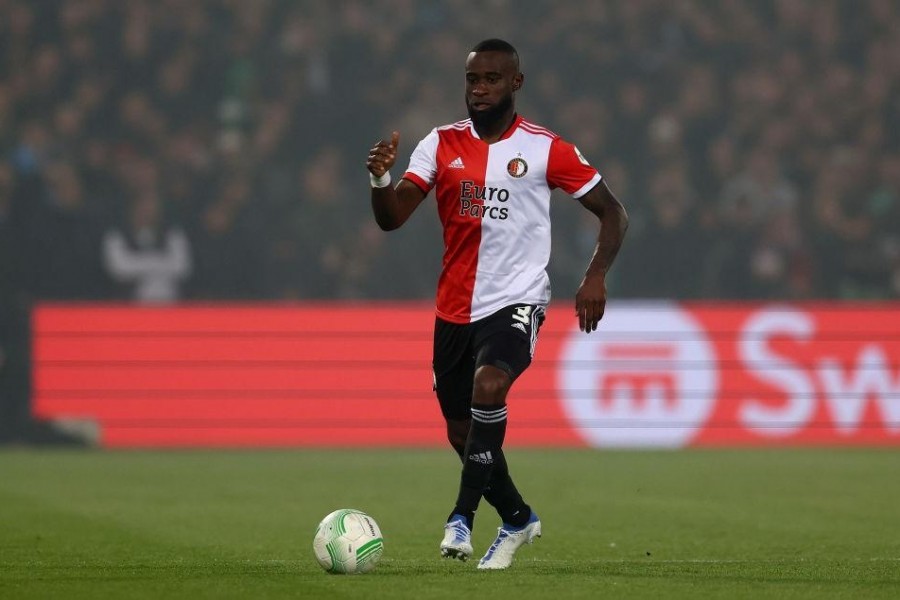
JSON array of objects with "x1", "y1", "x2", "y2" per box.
[
  {"x1": 473, "y1": 304, "x2": 546, "y2": 380},
  {"x1": 432, "y1": 317, "x2": 475, "y2": 421}
]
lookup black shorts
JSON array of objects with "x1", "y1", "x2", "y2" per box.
[{"x1": 433, "y1": 304, "x2": 546, "y2": 421}]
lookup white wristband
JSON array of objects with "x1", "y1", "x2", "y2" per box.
[{"x1": 370, "y1": 171, "x2": 392, "y2": 188}]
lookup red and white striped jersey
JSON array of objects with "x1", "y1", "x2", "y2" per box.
[{"x1": 402, "y1": 115, "x2": 602, "y2": 324}]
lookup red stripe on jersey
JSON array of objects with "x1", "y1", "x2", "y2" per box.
[
  {"x1": 433, "y1": 127, "x2": 488, "y2": 323},
  {"x1": 402, "y1": 171, "x2": 431, "y2": 193}
]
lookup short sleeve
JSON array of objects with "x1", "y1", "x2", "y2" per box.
[
  {"x1": 546, "y1": 137, "x2": 602, "y2": 198},
  {"x1": 402, "y1": 129, "x2": 439, "y2": 193}
]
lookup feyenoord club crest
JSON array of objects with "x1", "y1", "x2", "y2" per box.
[{"x1": 507, "y1": 157, "x2": 528, "y2": 178}]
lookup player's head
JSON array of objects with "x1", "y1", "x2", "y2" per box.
[{"x1": 465, "y1": 38, "x2": 523, "y2": 129}]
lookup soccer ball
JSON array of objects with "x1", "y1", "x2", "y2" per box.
[{"x1": 312, "y1": 509, "x2": 384, "y2": 574}]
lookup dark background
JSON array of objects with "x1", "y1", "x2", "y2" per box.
[{"x1": 2, "y1": 0, "x2": 899, "y2": 442}]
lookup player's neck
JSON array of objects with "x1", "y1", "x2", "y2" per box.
[{"x1": 473, "y1": 111, "x2": 517, "y2": 144}]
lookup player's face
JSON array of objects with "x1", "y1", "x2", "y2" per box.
[{"x1": 465, "y1": 51, "x2": 521, "y2": 128}]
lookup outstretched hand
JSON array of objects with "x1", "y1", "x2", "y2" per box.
[
  {"x1": 575, "y1": 273, "x2": 607, "y2": 333},
  {"x1": 367, "y1": 131, "x2": 400, "y2": 177}
]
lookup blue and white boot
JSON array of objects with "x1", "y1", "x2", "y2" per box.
[
  {"x1": 440, "y1": 514, "x2": 473, "y2": 561},
  {"x1": 477, "y1": 511, "x2": 541, "y2": 570}
]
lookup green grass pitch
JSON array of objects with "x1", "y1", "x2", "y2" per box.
[{"x1": 1, "y1": 448, "x2": 898, "y2": 599}]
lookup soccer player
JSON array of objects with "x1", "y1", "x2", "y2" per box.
[{"x1": 365, "y1": 39, "x2": 628, "y2": 569}]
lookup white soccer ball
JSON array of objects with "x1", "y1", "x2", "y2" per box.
[{"x1": 312, "y1": 509, "x2": 384, "y2": 574}]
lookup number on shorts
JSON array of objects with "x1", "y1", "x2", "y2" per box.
[{"x1": 512, "y1": 305, "x2": 533, "y2": 325}]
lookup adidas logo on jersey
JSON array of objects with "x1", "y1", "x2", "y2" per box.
[{"x1": 449, "y1": 156, "x2": 465, "y2": 169}]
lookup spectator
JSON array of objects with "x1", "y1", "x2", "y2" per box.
[
  {"x1": 20, "y1": 161, "x2": 108, "y2": 300},
  {"x1": 627, "y1": 162, "x2": 708, "y2": 299},
  {"x1": 0, "y1": 0, "x2": 897, "y2": 302},
  {"x1": 102, "y1": 190, "x2": 192, "y2": 303},
  {"x1": 190, "y1": 174, "x2": 265, "y2": 299}
]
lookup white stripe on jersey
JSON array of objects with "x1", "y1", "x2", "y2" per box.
[{"x1": 469, "y1": 125, "x2": 555, "y2": 321}]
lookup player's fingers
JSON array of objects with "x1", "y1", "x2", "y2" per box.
[
  {"x1": 591, "y1": 300, "x2": 605, "y2": 332},
  {"x1": 390, "y1": 131, "x2": 400, "y2": 150},
  {"x1": 368, "y1": 141, "x2": 393, "y2": 163}
]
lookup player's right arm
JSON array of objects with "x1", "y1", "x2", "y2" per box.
[{"x1": 366, "y1": 131, "x2": 426, "y2": 231}]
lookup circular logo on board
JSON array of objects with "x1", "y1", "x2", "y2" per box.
[
  {"x1": 507, "y1": 157, "x2": 528, "y2": 178},
  {"x1": 557, "y1": 302, "x2": 718, "y2": 448}
]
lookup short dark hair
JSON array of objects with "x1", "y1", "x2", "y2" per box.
[{"x1": 471, "y1": 38, "x2": 520, "y2": 70}]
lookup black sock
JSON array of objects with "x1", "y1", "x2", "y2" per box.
[
  {"x1": 451, "y1": 445, "x2": 529, "y2": 528},
  {"x1": 452, "y1": 403, "x2": 507, "y2": 520},
  {"x1": 483, "y1": 450, "x2": 531, "y2": 527}
]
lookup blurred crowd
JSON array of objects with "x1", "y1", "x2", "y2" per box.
[{"x1": 1, "y1": 0, "x2": 900, "y2": 309}]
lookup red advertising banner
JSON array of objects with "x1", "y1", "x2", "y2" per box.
[{"x1": 31, "y1": 302, "x2": 900, "y2": 448}]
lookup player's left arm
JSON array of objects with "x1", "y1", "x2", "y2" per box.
[{"x1": 574, "y1": 179, "x2": 629, "y2": 333}]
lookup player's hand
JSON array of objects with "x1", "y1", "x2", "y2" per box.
[
  {"x1": 575, "y1": 273, "x2": 607, "y2": 333},
  {"x1": 366, "y1": 131, "x2": 400, "y2": 177}
]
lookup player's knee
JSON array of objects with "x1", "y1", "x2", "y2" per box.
[
  {"x1": 446, "y1": 419, "x2": 469, "y2": 453},
  {"x1": 447, "y1": 433, "x2": 466, "y2": 457},
  {"x1": 472, "y1": 366, "x2": 512, "y2": 405}
]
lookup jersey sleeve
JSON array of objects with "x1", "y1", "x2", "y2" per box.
[
  {"x1": 402, "y1": 128, "x2": 439, "y2": 194},
  {"x1": 546, "y1": 137, "x2": 602, "y2": 198}
]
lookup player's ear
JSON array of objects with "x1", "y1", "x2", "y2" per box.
[{"x1": 513, "y1": 73, "x2": 524, "y2": 91}]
